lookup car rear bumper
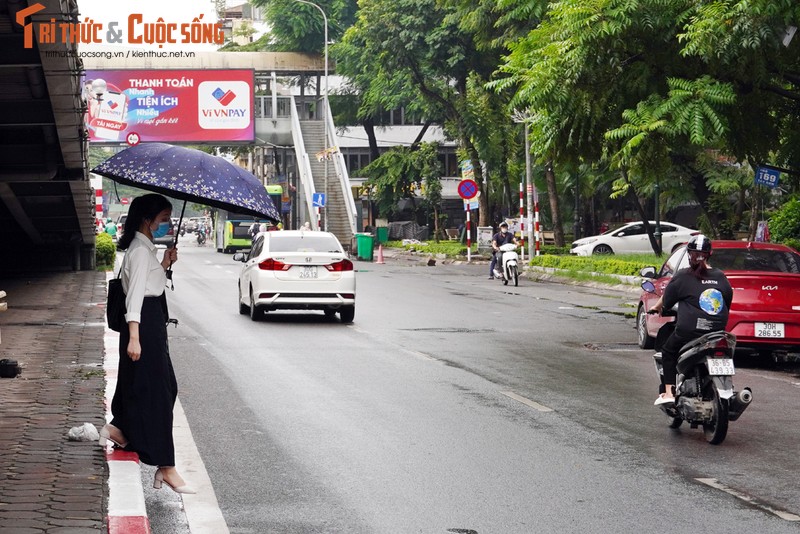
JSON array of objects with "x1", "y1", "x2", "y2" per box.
[
  {"x1": 255, "y1": 292, "x2": 355, "y2": 310},
  {"x1": 729, "y1": 313, "x2": 800, "y2": 351}
]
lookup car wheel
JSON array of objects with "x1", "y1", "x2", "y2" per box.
[
  {"x1": 593, "y1": 244, "x2": 614, "y2": 255},
  {"x1": 238, "y1": 285, "x2": 248, "y2": 315},
  {"x1": 637, "y1": 305, "x2": 655, "y2": 349},
  {"x1": 324, "y1": 308, "x2": 337, "y2": 319},
  {"x1": 339, "y1": 305, "x2": 355, "y2": 324},
  {"x1": 249, "y1": 286, "x2": 262, "y2": 321}
]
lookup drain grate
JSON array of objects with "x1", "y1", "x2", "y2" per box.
[
  {"x1": 584, "y1": 342, "x2": 645, "y2": 352},
  {"x1": 402, "y1": 327, "x2": 495, "y2": 334}
]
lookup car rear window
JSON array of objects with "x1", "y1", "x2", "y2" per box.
[
  {"x1": 269, "y1": 235, "x2": 343, "y2": 253},
  {"x1": 711, "y1": 249, "x2": 800, "y2": 274}
]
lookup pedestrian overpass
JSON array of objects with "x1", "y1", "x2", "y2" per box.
[{"x1": 84, "y1": 52, "x2": 358, "y2": 248}]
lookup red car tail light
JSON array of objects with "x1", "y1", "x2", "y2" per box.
[
  {"x1": 325, "y1": 259, "x2": 354, "y2": 272},
  {"x1": 341, "y1": 293, "x2": 355, "y2": 299},
  {"x1": 258, "y1": 258, "x2": 291, "y2": 271}
]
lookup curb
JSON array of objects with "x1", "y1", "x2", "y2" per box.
[{"x1": 104, "y1": 272, "x2": 151, "y2": 534}]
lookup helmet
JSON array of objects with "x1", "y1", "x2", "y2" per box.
[{"x1": 686, "y1": 235, "x2": 711, "y2": 253}]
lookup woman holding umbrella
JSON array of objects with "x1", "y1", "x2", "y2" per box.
[{"x1": 99, "y1": 193, "x2": 195, "y2": 494}]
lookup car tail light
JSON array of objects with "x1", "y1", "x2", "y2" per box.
[
  {"x1": 258, "y1": 293, "x2": 276, "y2": 299},
  {"x1": 325, "y1": 259, "x2": 354, "y2": 272},
  {"x1": 258, "y1": 258, "x2": 291, "y2": 271},
  {"x1": 341, "y1": 293, "x2": 355, "y2": 299}
]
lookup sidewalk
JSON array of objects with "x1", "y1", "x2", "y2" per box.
[{"x1": 0, "y1": 271, "x2": 108, "y2": 533}]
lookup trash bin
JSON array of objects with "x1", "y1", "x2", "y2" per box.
[
  {"x1": 356, "y1": 233, "x2": 374, "y2": 261},
  {"x1": 376, "y1": 226, "x2": 388, "y2": 244}
]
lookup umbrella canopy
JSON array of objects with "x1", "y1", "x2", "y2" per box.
[{"x1": 92, "y1": 143, "x2": 281, "y2": 222}]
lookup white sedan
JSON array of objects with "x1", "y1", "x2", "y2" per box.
[
  {"x1": 234, "y1": 230, "x2": 356, "y2": 322},
  {"x1": 570, "y1": 221, "x2": 698, "y2": 256}
]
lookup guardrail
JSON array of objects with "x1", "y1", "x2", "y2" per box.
[
  {"x1": 289, "y1": 95, "x2": 319, "y2": 228},
  {"x1": 324, "y1": 102, "x2": 357, "y2": 236}
]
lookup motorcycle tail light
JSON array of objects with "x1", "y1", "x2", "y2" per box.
[
  {"x1": 713, "y1": 351, "x2": 726, "y2": 357},
  {"x1": 259, "y1": 258, "x2": 291, "y2": 271}
]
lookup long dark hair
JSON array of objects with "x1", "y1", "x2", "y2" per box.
[{"x1": 117, "y1": 194, "x2": 172, "y2": 250}]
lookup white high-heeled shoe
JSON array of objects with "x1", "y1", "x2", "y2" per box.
[
  {"x1": 153, "y1": 468, "x2": 196, "y2": 494},
  {"x1": 98, "y1": 424, "x2": 128, "y2": 449}
]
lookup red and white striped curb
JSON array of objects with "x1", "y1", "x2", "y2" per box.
[{"x1": 104, "y1": 319, "x2": 151, "y2": 534}]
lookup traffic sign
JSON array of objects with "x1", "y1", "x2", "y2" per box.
[
  {"x1": 126, "y1": 132, "x2": 141, "y2": 146},
  {"x1": 458, "y1": 179, "x2": 478, "y2": 200},
  {"x1": 312, "y1": 193, "x2": 326, "y2": 208}
]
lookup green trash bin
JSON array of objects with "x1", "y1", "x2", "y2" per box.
[
  {"x1": 356, "y1": 233, "x2": 374, "y2": 261},
  {"x1": 376, "y1": 227, "x2": 389, "y2": 244}
]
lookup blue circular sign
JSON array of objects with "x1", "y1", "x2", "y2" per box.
[{"x1": 458, "y1": 180, "x2": 478, "y2": 199}]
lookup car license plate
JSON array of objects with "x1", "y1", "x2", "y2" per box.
[
  {"x1": 755, "y1": 322, "x2": 784, "y2": 338},
  {"x1": 707, "y1": 358, "x2": 735, "y2": 376},
  {"x1": 299, "y1": 266, "x2": 318, "y2": 279}
]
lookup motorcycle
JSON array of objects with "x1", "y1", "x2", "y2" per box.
[
  {"x1": 643, "y1": 281, "x2": 752, "y2": 445},
  {"x1": 493, "y1": 243, "x2": 519, "y2": 286},
  {"x1": 196, "y1": 227, "x2": 207, "y2": 246}
]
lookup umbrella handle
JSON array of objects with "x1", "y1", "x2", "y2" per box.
[{"x1": 166, "y1": 200, "x2": 187, "y2": 290}]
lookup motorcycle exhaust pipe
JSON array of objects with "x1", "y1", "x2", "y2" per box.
[{"x1": 728, "y1": 387, "x2": 752, "y2": 421}]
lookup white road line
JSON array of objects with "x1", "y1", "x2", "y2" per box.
[
  {"x1": 695, "y1": 478, "x2": 800, "y2": 522},
  {"x1": 401, "y1": 348, "x2": 438, "y2": 361},
  {"x1": 175, "y1": 398, "x2": 230, "y2": 534},
  {"x1": 499, "y1": 391, "x2": 554, "y2": 412}
]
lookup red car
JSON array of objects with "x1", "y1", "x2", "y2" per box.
[{"x1": 637, "y1": 241, "x2": 800, "y2": 356}]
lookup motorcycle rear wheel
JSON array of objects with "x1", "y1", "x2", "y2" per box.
[{"x1": 703, "y1": 385, "x2": 729, "y2": 444}]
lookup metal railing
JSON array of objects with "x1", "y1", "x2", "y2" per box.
[
  {"x1": 289, "y1": 95, "x2": 318, "y2": 228},
  {"x1": 324, "y1": 103, "x2": 357, "y2": 237}
]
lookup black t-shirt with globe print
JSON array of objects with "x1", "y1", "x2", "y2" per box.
[{"x1": 663, "y1": 267, "x2": 733, "y2": 336}]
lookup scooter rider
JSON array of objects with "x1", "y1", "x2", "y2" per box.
[
  {"x1": 648, "y1": 235, "x2": 733, "y2": 405},
  {"x1": 489, "y1": 222, "x2": 518, "y2": 279}
]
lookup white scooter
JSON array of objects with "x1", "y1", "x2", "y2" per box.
[{"x1": 493, "y1": 243, "x2": 520, "y2": 286}]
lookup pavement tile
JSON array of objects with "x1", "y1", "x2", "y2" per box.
[{"x1": 0, "y1": 272, "x2": 108, "y2": 533}]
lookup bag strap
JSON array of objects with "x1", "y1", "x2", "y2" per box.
[{"x1": 115, "y1": 250, "x2": 127, "y2": 279}]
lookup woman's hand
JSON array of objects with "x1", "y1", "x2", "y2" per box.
[
  {"x1": 127, "y1": 338, "x2": 142, "y2": 361},
  {"x1": 161, "y1": 247, "x2": 178, "y2": 269}
]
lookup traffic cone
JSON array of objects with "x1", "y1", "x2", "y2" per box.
[{"x1": 375, "y1": 244, "x2": 385, "y2": 264}]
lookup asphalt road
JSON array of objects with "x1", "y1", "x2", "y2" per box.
[{"x1": 155, "y1": 238, "x2": 800, "y2": 533}]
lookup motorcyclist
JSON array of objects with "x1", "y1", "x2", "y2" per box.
[
  {"x1": 648, "y1": 235, "x2": 733, "y2": 405},
  {"x1": 489, "y1": 222, "x2": 518, "y2": 279}
]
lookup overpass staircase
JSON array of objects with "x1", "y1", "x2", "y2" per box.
[{"x1": 286, "y1": 96, "x2": 357, "y2": 248}]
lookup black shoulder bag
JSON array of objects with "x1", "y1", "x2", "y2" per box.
[{"x1": 106, "y1": 256, "x2": 127, "y2": 332}]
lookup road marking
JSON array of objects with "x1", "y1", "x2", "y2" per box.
[
  {"x1": 175, "y1": 398, "x2": 230, "y2": 533},
  {"x1": 499, "y1": 391, "x2": 554, "y2": 412},
  {"x1": 401, "y1": 348, "x2": 438, "y2": 361},
  {"x1": 695, "y1": 478, "x2": 800, "y2": 522}
]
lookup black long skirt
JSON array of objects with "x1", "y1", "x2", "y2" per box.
[{"x1": 111, "y1": 295, "x2": 178, "y2": 466}]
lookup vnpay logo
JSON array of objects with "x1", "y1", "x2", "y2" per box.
[
  {"x1": 212, "y1": 87, "x2": 236, "y2": 107},
  {"x1": 198, "y1": 81, "x2": 250, "y2": 130}
]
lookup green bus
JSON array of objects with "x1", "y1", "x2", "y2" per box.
[{"x1": 214, "y1": 185, "x2": 283, "y2": 253}]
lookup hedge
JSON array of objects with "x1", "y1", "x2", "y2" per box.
[
  {"x1": 528, "y1": 255, "x2": 653, "y2": 277},
  {"x1": 96, "y1": 233, "x2": 116, "y2": 268}
]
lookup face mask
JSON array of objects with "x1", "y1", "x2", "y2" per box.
[
  {"x1": 501, "y1": 228, "x2": 508, "y2": 234},
  {"x1": 152, "y1": 222, "x2": 171, "y2": 238}
]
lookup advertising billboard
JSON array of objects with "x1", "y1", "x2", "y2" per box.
[{"x1": 83, "y1": 69, "x2": 254, "y2": 144}]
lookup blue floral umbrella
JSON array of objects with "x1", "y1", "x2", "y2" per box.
[{"x1": 92, "y1": 143, "x2": 281, "y2": 223}]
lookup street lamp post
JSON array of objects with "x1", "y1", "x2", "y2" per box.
[{"x1": 294, "y1": 0, "x2": 328, "y2": 231}]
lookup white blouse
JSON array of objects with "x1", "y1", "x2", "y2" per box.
[{"x1": 122, "y1": 232, "x2": 167, "y2": 324}]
